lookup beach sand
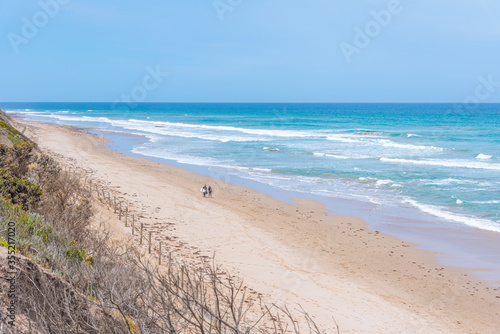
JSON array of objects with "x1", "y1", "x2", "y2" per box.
[{"x1": 16, "y1": 118, "x2": 500, "y2": 334}]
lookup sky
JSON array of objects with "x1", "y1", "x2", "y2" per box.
[{"x1": 1, "y1": 0, "x2": 500, "y2": 103}]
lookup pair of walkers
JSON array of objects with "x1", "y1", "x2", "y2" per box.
[{"x1": 200, "y1": 185, "x2": 212, "y2": 198}]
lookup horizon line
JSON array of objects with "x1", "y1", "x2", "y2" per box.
[{"x1": 2, "y1": 101, "x2": 500, "y2": 105}]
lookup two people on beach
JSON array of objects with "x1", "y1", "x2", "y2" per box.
[{"x1": 201, "y1": 185, "x2": 212, "y2": 198}]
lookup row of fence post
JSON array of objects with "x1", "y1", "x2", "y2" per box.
[{"x1": 78, "y1": 170, "x2": 167, "y2": 266}]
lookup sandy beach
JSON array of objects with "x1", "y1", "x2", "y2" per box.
[{"x1": 15, "y1": 118, "x2": 500, "y2": 334}]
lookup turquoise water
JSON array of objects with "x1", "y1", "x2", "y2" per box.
[{"x1": 4, "y1": 102, "x2": 500, "y2": 234}]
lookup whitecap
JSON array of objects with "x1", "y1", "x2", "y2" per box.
[
  {"x1": 252, "y1": 167, "x2": 272, "y2": 172},
  {"x1": 469, "y1": 200, "x2": 500, "y2": 204},
  {"x1": 325, "y1": 154, "x2": 350, "y2": 159},
  {"x1": 476, "y1": 153, "x2": 492, "y2": 160},
  {"x1": 380, "y1": 158, "x2": 500, "y2": 171},
  {"x1": 422, "y1": 178, "x2": 473, "y2": 186},
  {"x1": 313, "y1": 152, "x2": 369, "y2": 159},
  {"x1": 325, "y1": 134, "x2": 444, "y2": 151},
  {"x1": 377, "y1": 139, "x2": 444, "y2": 151},
  {"x1": 325, "y1": 134, "x2": 361, "y2": 143},
  {"x1": 403, "y1": 198, "x2": 500, "y2": 233},
  {"x1": 129, "y1": 119, "x2": 315, "y2": 138},
  {"x1": 375, "y1": 179, "x2": 392, "y2": 186}
]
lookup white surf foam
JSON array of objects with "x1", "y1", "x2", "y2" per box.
[
  {"x1": 325, "y1": 134, "x2": 362, "y2": 143},
  {"x1": 313, "y1": 152, "x2": 350, "y2": 159},
  {"x1": 422, "y1": 178, "x2": 475, "y2": 186},
  {"x1": 6, "y1": 110, "x2": 47, "y2": 115},
  {"x1": 326, "y1": 134, "x2": 444, "y2": 151},
  {"x1": 375, "y1": 179, "x2": 393, "y2": 186},
  {"x1": 476, "y1": 153, "x2": 492, "y2": 160},
  {"x1": 313, "y1": 152, "x2": 369, "y2": 159},
  {"x1": 377, "y1": 139, "x2": 444, "y2": 151},
  {"x1": 44, "y1": 115, "x2": 261, "y2": 143},
  {"x1": 404, "y1": 198, "x2": 500, "y2": 233},
  {"x1": 129, "y1": 119, "x2": 315, "y2": 138},
  {"x1": 381, "y1": 158, "x2": 500, "y2": 171},
  {"x1": 251, "y1": 167, "x2": 273, "y2": 172},
  {"x1": 358, "y1": 177, "x2": 376, "y2": 181},
  {"x1": 131, "y1": 146, "x2": 225, "y2": 168},
  {"x1": 469, "y1": 200, "x2": 500, "y2": 204}
]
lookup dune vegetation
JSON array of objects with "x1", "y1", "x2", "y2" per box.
[{"x1": 0, "y1": 111, "x2": 328, "y2": 334}]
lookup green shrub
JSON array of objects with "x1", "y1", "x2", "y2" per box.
[
  {"x1": 65, "y1": 240, "x2": 88, "y2": 263},
  {"x1": 0, "y1": 142, "x2": 35, "y2": 178},
  {"x1": 0, "y1": 237, "x2": 17, "y2": 252},
  {"x1": 0, "y1": 198, "x2": 54, "y2": 249},
  {"x1": 0, "y1": 169, "x2": 42, "y2": 210}
]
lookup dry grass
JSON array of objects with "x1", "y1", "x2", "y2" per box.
[{"x1": 0, "y1": 122, "x2": 332, "y2": 333}]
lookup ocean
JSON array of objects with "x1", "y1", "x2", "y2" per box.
[{"x1": 3, "y1": 102, "x2": 500, "y2": 278}]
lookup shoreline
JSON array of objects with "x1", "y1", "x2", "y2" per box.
[
  {"x1": 8, "y1": 109, "x2": 500, "y2": 279},
  {"x1": 97, "y1": 125, "x2": 500, "y2": 285},
  {"x1": 13, "y1": 118, "x2": 500, "y2": 333}
]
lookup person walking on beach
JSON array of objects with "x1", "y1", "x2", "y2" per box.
[
  {"x1": 208, "y1": 186, "x2": 212, "y2": 198},
  {"x1": 201, "y1": 185, "x2": 207, "y2": 197}
]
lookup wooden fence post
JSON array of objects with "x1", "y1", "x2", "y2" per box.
[
  {"x1": 181, "y1": 265, "x2": 184, "y2": 288},
  {"x1": 140, "y1": 223, "x2": 143, "y2": 245},
  {"x1": 168, "y1": 252, "x2": 171, "y2": 275},
  {"x1": 113, "y1": 197, "x2": 116, "y2": 213},
  {"x1": 159, "y1": 241, "x2": 162, "y2": 265},
  {"x1": 125, "y1": 207, "x2": 128, "y2": 227},
  {"x1": 119, "y1": 202, "x2": 122, "y2": 220},
  {"x1": 132, "y1": 215, "x2": 135, "y2": 235},
  {"x1": 148, "y1": 232, "x2": 152, "y2": 254}
]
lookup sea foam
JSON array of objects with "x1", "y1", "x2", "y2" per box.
[
  {"x1": 404, "y1": 198, "x2": 500, "y2": 233},
  {"x1": 380, "y1": 158, "x2": 500, "y2": 171},
  {"x1": 476, "y1": 153, "x2": 492, "y2": 160}
]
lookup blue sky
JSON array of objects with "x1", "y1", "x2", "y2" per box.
[{"x1": 1, "y1": 0, "x2": 499, "y2": 103}]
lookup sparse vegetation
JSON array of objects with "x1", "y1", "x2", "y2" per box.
[
  {"x1": 0, "y1": 112, "x2": 328, "y2": 333},
  {"x1": 0, "y1": 110, "x2": 33, "y2": 146}
]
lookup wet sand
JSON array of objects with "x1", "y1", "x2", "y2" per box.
[{"x1": 17, "y1": 118, "x2": 500, "y2": 334}]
